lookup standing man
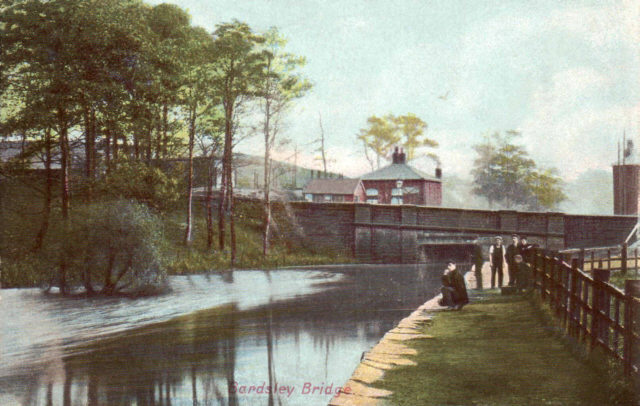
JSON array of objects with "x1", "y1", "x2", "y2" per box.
[
  {"x1": 489, "y1": 236, "x2": 506, "y2": 289},
  {"x1": 506, "y1": 234, "x2": 520, "y2": 286},
  {"x1": 519, "y1": 236, "x2": 533, "y2": 263},
  {"x1": 472, "y1": 244, "x2": 484, "y2": 290}
]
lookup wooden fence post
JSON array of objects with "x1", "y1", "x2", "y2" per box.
[
  {"x1": 622, "y1": 242, "x2": 628, "y2": 275},
  {"x1": 579, "y1": 248, "x2": 585, "y2": 271},
  {"x1": 624, "y1": 280, "x2": 640, "y2": 375},
  {"x1": 592, "y1": 268, "x2": 611, "y2": 349},
  {"x1": 569, "y1": 259, "x2": 579, "y2": 338},
  {"x1": 608, "y1": 249, "x2": 612, "y2": 271},
  {"x1": 542, "y1": 253, "x2": 548, "y2": 301}
]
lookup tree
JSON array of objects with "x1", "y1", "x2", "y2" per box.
[
  {"x1": 212, "y1": 20, "x2": 266, "y2": 265},
  {"x1": 357, "y1": 115, "x2": 399, "y2": 169},
  {"x1": 43, "y1": 200, "x2": 167, "y2": 295},
  {"x1": 471, "y1": 131, "x2": 566, "y2": 210},
  {"x1": 393, "y1": 114, "x2": 436, "y2": 161},
  {"x1": 258, "y1": 27, "x2": 310, "y2": 257},
  {"x1": 357, "y1": 113, "x2": 436, "y2": 168},
  {"x1": 179, "y1": 26, "x2": 218, "y2": 245}
]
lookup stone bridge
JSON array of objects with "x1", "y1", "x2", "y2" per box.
[{"x1": 287, "y1": 202, "x2": 638, "y2": 264}]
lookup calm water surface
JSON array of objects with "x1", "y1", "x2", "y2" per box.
[{"x1": 0, "y1": 265, "x2": 442, "y2": 405}]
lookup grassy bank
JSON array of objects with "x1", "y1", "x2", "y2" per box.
[
  {"x1": 377, "y1": 294, "x2": 634, "y2": 406},
  {"x1": 0, "y1": 179, "x2": 353, "y2": 288},
  {"x1": 162, "y1": 199, "x2": 353, "y2": 274}
]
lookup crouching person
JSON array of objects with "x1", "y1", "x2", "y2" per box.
[{"x1": 438, "y1": 260, "x2": 469, "y2": 310}]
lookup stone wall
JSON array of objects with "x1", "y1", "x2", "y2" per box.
[
  {"x1": 564, "y1": 214, "x2": 637, "y2": 248},
  {"x1": 288, "y1": 202, "x2": 637, "y2": 263}
]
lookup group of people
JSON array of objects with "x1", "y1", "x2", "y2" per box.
[
  {"x1": 489, "y1": 234, "x2": 535, "y2": 290},
  {"x1": 438, "y1": 234, "x2": 537, "y2": 310}
]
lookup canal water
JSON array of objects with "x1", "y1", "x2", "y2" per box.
[{"x1": 0, "y1": 265, "x2": 443, "y2": 405}]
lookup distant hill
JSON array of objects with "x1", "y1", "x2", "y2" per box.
[{"x1": 232, "y1": 152, "x2": 346, "y2": 191}]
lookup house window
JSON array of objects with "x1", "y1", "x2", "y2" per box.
[
  {"x1": 391, "y1": 188, "x2": 403, "y2": 196},
  {"x1": 391, "y1": 197, "x2": 403, "y2": 205},
  {"x1": 367, "y1": 199, "x2": 378, "y2": 204},
  {"x1": 366, "y1": 188, "x2": 378, "y2": 197},
  {"x1": 324, "y1": 194, "x2": 332, "y2": 202},
  {"x1": 354, "y1": 196, "x2": 360, "y2": 202},
  {"x1": 304, "y1": 194, "x2": 313, "y2": 202}
]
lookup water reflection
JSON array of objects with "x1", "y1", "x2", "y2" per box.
[{"x1": 0, "y1": 265, "x2": 442, "y2": 405}]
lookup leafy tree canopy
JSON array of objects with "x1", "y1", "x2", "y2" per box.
[
  {"x1": 471, "y1": 131, "x2": 566, "y2": 211},
  {"x1": 357, "y1": 113, "x2": 437, "y2": 168}
]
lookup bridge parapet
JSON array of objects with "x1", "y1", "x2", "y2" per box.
[{"x1": 286, "y1": 201, "x2": 637, "y2": 264}]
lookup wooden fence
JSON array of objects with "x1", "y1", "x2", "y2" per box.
[
  {"x1": 530, "y1": 247, "x2": 640, "y2": 376},
  {"x1": 559, "y1": 243, "x2": 640, "y2": 275}
]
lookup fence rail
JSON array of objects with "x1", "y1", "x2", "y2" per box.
[
  {"x1": 529, "y1": 247, "x2": 640, "y2": 376},
  {"x1": 559, "y1": 243, "x2": 640, "y2": 275}
]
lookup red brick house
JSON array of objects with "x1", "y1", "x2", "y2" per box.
[
  {"x1": 361, "y1": 147, "x2": 442, "y2": 205},
  {"x1": 303, "y1": 178, "x2": 366, "y2": 203}
]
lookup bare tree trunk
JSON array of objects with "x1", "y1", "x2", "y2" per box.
[
  {"x1": 263, "y1": 96, "x2": 271, "y2": 258},
  {"x1": 206, "y1": 156, "x2": 215, "y2": 249},
  {"x1": 113, "y1": 131, "x2": 119, "y2": 162},
  {"x1": 228, "y1": 152, "x2": 236, "y2": 267},
  {"x1": 58, "y1": 109, "x2": 70, "y2": 295},
  {"x1": 146, "y1": 123, "x2": 152, "y2": 163},
  {"x1": 133, "y1": 132, "x2": 140, "y2": 160},
  {"x1": 35, "y1": 128, "x2": 53, "y2": 251},
  {"x1": 104, "y1": 127, "x2": 111, "y2": 174},
  {"x1": 83, "y1": 105, "x2": 96, "y2": 201},
  {"x1": 184, "y1": 107, "x2": 195, "y2": 245},
  {"x1": 217, "y1": 159, "x2": 226, "y2": 250},
  {"x1": 318, "y1": 113, "x2": 327, "y2": 175},
  {"x1": 162, "y1": 103, "x2": 169, "y2": 158},
  {"x1": 219, "y1": 100, "x2": 234, "y2": 251}
]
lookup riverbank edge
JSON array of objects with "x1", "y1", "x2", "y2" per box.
[{"x1": 327, "y1": 268, "x2": 479, "y2": 406}]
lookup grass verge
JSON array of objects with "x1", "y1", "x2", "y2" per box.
[{"x1": 377, "y1": 293, "x2": 632, "y2": 406}]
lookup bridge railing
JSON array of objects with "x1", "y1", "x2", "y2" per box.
[
  {"x1": 558, "y1": 243, "x2": 640, "y2": 276},
  {"x1": 530, "y1": 248, "x2": 640, "y2": 377}
]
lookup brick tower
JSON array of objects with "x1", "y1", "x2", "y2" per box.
[
  {"x1": 613, "y1": 137, "x2": 640, "y2": 215},
  {"x1": 613, "y1": 164, "x2": 640, "y2": 214}
]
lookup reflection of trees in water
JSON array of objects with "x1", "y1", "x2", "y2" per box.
[
  {"x1": 9, "y1": 266, "x2": 441, "y2": 405},
  {"x1": 22, "y1": 304, "x2": 240, "y2": 405}
]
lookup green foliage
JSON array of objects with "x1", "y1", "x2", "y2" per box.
[
  {"x1": 357, "y1": 113, "x2": 437, "y2": 168},
  {"x1": 471, "y1": 131, "x2": 566, "y2": 210},
  {"x1": 101, "y1": 160, "x2": 181, "y2": 210},
  {"x1": 43, "y1": 200, "x2": 167, "y2": 295}
]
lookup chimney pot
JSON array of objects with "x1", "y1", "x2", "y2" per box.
[{"x1": 435, "y1": 167, "x2": 442, "y2": 179}]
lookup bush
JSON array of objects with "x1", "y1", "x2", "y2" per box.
[
  {"x1": 100, "y1": 160, "x2": 181, "y2": 210},
  {"x1": 43, "y1": 200, "x2": 168, "y2": 295}
]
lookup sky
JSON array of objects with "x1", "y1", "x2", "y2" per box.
[{"x1": 149, "y1": 0, "x2": 640, "y2": 182}]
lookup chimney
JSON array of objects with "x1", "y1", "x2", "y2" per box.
[
  {"x1": 392, "y1": 146, "x2": 399, "y2": 164},
  {"x1": 435, "y1": 167, "x2": 442, "y2": 179},
  {"x1": 398, "y1": 148, "x2": 406, "y2": 164}
]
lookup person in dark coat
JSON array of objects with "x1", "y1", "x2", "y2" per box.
[
  {"x1": 472, "y1": 244, "x2": 484, "y2": 290},
  {"x1": 514, "y1": 254, "x2": 532, "y2": 291},
  {"x1": 438, "y1": 260, "x2": 469, "y2": 309},
  {"x1": 489, "y1": 236, "x2": 506, "y2": 288},
  {"x1": 506, "y1": 234, "x2": 520, "y2": 286},
  {"x1": 519, "y1": 236, "x2": 537, "y2": 263}
]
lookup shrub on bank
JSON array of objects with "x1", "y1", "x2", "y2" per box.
[{"x1": 41, "y1": 200, "x2": 168, "y2": 295}]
